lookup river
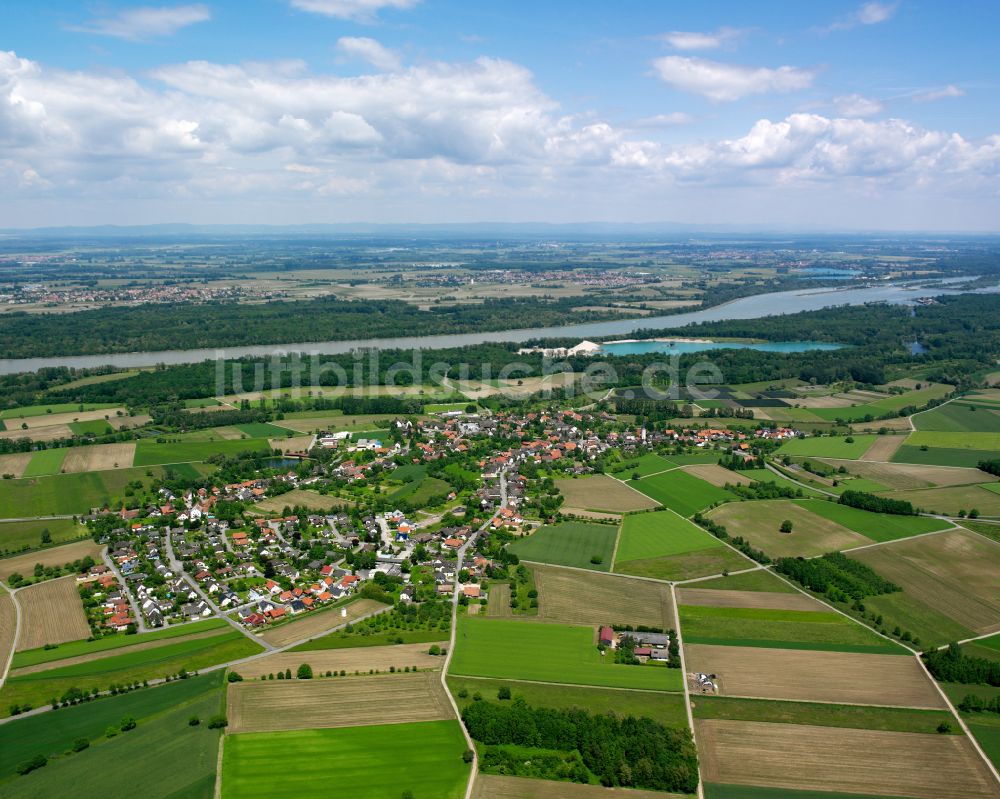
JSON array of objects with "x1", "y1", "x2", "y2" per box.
[{"x1": 0, "y1": 280, "x2": 995, "y2": 375}]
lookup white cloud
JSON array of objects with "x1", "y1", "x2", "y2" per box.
[
  {"x1": 634, "y1": 112, "x2": 696, "y2": 128},
  {"x1": 821, "y1": 2, "x2": 898, "y2": 33},
  {"x1": 659, "y1": 27, "x2": 746, "y2": 51},
  {"x1": 912, "y1": 84, "x2": 964, "y2": 103},
  {"x1": 69, "y1": 4, "x2": 210, "y2": 41},
  {"x1": 288, "y1": 0, "x2": 419, "y2": 22},
  {"x1": 652, "y1": 56, "x2": 815, "y2": 102},
  {"x1": 834, "y1": 94, "x2": 884, "y2": 117},
  {"x1": 336, "y1": 37, "x2": 401, "y2": 71}
]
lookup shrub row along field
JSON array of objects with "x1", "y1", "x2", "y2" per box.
[
  {"x1": 228, "y1": 671, "x2": 454, "y2": 733},
  {"x1": 531, "y1": 564, "x2": 674, "y2": 629},
  {"x1": 628, "y1": 469, "x2": 736, "y2": 517},
  {"x1": 221, "y1": 720, "x2": 470, "y2": 799},
  {"x1": 684, "y1": 644, "x2": 945, "y2": 707},
  {"x1": 0, "y1": 673, "x2": 225, "y2": 799},
  {"x1": 15, "y1": 576, "x2": 91, "y2": 651},
  {"x1": 508, "y1": 521, "x2": 619, "y2": 571},
  {"x1": 554, "y1": 475, "x2": 660, "y2": 513},
  {"x1": 678, "y1": 605, "x2": 902, "y2": 654},
  {"x1": 0, "y1": 629, "x2": 261, "y2": 716},
  {"x1": 451, "y1": 616, "x2": 684, "y2": 692},
  {"x1": 695, "y1": 718, "x2": 997, "y2": 799}
]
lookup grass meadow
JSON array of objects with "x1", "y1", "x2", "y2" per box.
[
  {"x1": 0, "y1": 517, "x2": 88, "y2": 553},
  {"x1": 776, "y1": 435, "x2": 878, "y2": 459},
  {"x1": 629, "y1": 469, "x2": 736, "y2": 517},
  {"x1": 508, "y1": 521, "x2": 619, "y2": 571},
  {"x1": 133, "y1": 438, "x2": 270, "y2": 466},
  {"x1": 0, "y1": 466, "x2": 167, "y2": 518},
  {"x1": 793, "y1": 499, "x2": 951, "y2": 543},
  {"x1": 615, "y1": 510, "x2": 722, "y2": 562}
]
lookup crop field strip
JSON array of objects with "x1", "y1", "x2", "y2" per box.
[
  {"x1": 792, "y1": 499, "x2": 952, "y2": 543},
  {"x1": 554, "y1": 474, "x2": 660, "y2": 513},
  {"x1": 249, "y1": 640, "x2": 448, "y2": 676},
  {"x1": 609, "y1": 452, "x2": 679, "y2": 479},
  {"x1": 228, "y1": 671, "x2": 454, "y2": 733},
  {"x1": 877, "y1": 483, "x2": 1000, "y2": 516},
  {"x1": 914, "y1": 400, "x2": 1000, "y2": 432},
  {"x1": 676, "y1": 587, "x2": 826, "y2": 611},
  {"x1": 859, "y1": 434, "x2": 907, "y2": 461},
  {"x1": 14, "y1": 575, "x2": 90, "y2": 651},
  {"x1": 776, "y1": 434, "x2": 878, "y2": 459},
  {"x1": 615, "y1": 510, "x2": 725, "y2": 563},
  {"x1": 628, "y1": 469, "x2": 737, "y2": 517},
  {"x1": 682, "y1": 463, "x2": 755, "y2": 487},
  {"x1": 471, "y1": 775, "x2": 683, "y2": 799},
  {"x1": 257, "y1": 597, "x2": 388, "y2": 646},
  {"x1": 0, "y1": 453, "x2": 33, "y2": 479},
  {"x1": 0, "y1": 539, "x2": 104, "y2": 581},
  {"x1": 60, "y1": 442, "x2": 137, "y2": 473},
  {"x1": 817, "y1": 458, "x2": 997, "y2": 489},
  {"x1": 531, "y1": 563, "x2": 674, "y2": 628},
  {"x1": 684, "y1": 644, "x2": 945, "y2": 708},
  {"x1": 695, "y1": 719, "x2": 998, "y2": 799},
  {"x1": 851, "y1": 530, "x2": 1000, "y2": 635},
  {"x1": 685, "y1": 568, "x2": 800, "y2": 593},
  {"x1": 508, "y1": 520, "x2": 620, "y2": 571}
]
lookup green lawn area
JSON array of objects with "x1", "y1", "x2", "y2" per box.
[
  {"x1": 222, "y1": 721, "x2": 470, "y2": 799},
  {"x1": 0, "y1": 518, "x2": 88, "y2": 554},
  {"x1": 893, "y1": 444, "x2": 1000, "y2": 468},
  {"x1": 915, "y1": 402, "x2": 1000, "y2": 433},
  {"x1": 687, "y1": 569, "x2": 798, "y2": 593},
  {"x1": 792, "y1": 499, "x2": 950, "y2": 543},
  {"x1": 234, "y1": 422, "x2": 296, "y2": 438},
  {"x1": 692, "y1": 695, "x2": 956, "y2": 735},
  {"x1": 446, "y1": 677, "x2": 689, "y2": 729},
  {"x1": 134, "y1": 438, "x2": 270, "y2": 466},
  {"x1": 615, "y1": 510, "x2": 722, "y2": 563},
  {"x1": 68, "y1": 420, "x2": 113, "y2": 437},
  {"x1": 0, "y1": 675, "x2": 224, "y2": 798},
  {"x1": 609, "y1": 453, "x2": 677, "y2": 478},
  {"x1": 12, "y1": 619, "x2": 229, "y2": 669},
  {"x1": 451, "y1": 616, "x2": 684, "y2": 691},
  {"x1": 678, "y1": 605, "x2": 906, "y2": 654},
  {"x1": 0, "y1": 672, "x2": 224, "y2": 781},
  {"x1": 22, "y1": 449, "x2": 68, "y2": 478},
  {"x1": 776, "y1": 435, "x2": 878, "y2": 459},
  {"x1": 629, "y1": 469, "x2": 736, "y2": 517},
  {"x1": 0, "y1": 630, "x2": 261, "y2": 717},
  {"x1": 508, "y1": 521, "x2": 619, "y2": 571},
  {"x1": 0, "y1": 466, "x2": 167, "y2": 518},
  {"x1": 0, "y1": 403, "x2": 117, "y2": 420}
]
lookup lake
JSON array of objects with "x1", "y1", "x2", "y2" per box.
[
  {"x1": 0, "y1": 279, "x2": 995, "y2": 375},
  {"x1": 600, "y1": 340, "x2": 843, "y2": 356}
]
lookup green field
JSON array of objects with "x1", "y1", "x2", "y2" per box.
[
  {"x1": 792, "y1": 499, "x2": 950, "y2": 543},
  {"x1": 687, "y1": 568, "x2": 798, "y2": 593},
  {"x1": 609, "y1": 452, "x2": 677, "y2": 478},
  {"x1": 906, "y1": 431, "x2": 1000, "y2": 451},
  {"x1": 615, "y1": 510, "x2": 722, "y2": 562},
  {"x1": 878, "y1": 484, "x2": 1000, "y2": 517},
  {"x1": 68, "y1": 420, "x2": 114, "y2": 437},
  {"x1": 740, "y1": 468, "x2": 825, "y2": 498},
  {"x1": 508, "y1": 521, "x2": 619, "y2": 571},
  {"x1": 893, "y1": 445, "x2": 999, "y2": 468},
  {"x1": 0, "y1": 517, "x2": 88, "y2": 554},
  {"x1": 859, "y1": 590, "x2": 975, "y2": 650},
  {"x1": 12, "y1": 619, "x2": 229, "y2": 669},
  {"x1": 234, "y1": 422, "x2": 296, "y2": 438},
  {"x1": 678, "y1": 605, "x2": 906, "y2": 654},
  {"x1": 0, "y1": 672, "x2": 224, "y2": 781},
  {"x1": 222, "y1": 721, "x2": 470, "y2": 799},
  {"x1": 616, "y1": 546, "x2": 753, "y2": 582},
  {"x1": 629, "y1": 469, "x2": 736, "y2": 517},
  {"x1": 0, "y1": 467, "x2": 166, "y2": 518},
  {"x1": 915, "y1": 402, "x2": 1000, "y2": 433},
  {"x1": 0, "y1": 630, "x2": 261, "y2": 716},
  {"x1": 0, "y1": 403, "x2": 117, "y2": 420},
  {"x1": 22, "y1": 449, "x2": 67, "y2": 478},
  {"x1": 776, "y1": 435, "x2": 878, "y2": 459},
  {"x1": 446, "y1": 677, "x2": 689, "y2": 729},
  {"x1": 692, "y1": 695, "x2": 957, "y2": 734},
  {"x1": 134, "y1": 438, "x2": 270, "y2": 466},
  {"x1": 450, "y1": 616, "x2": 684, "y2": 691}
]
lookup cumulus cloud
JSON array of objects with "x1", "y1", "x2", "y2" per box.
[
  {"x1": 912, "y1": 84, "x2": 964, "y2": 103},
  {"x1": 633, "y1": 112, "x2": 696, "y2": 128},
  {"x1": 288, "y1": 0, "x2": 419, "y2": 22},
  {"x1": 834, "y1": 93, "x2": 884, "y2": 117},
  {"x1": 336, "y1": 37, "x2": 401, "y2": 71},
  {"x1": 69, "y1": 4, "x2": 210, "y2": 41},
  {"x1": 658, "y1": 27, "x2": 746, "y2": 51},
  {"x1": 652, "y1": 56, "x2": 815, "y2": 102},
  {"x1": 821, "y1": 2, "x2": 898, "y2": 33}
]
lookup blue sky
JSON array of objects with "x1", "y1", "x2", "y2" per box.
[{"x1": 1, "y1": 0, "x2": 998, "y2": 229}]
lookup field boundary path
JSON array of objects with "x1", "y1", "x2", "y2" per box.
[
  {"x1": 671, "y1": 582, "x2": 705, "y2": 799},
  {"x1": 0, "y1": 580, "x2": 22, "y2": 690}
]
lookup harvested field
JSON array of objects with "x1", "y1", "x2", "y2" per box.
[
  {"x1": 61, "y1": 442, "x2": 136, "y2": 473},
  {"x1": 852, "y1": 415, "x2": 913, "y2": 432},
  {"x1": 852, "y1": 530, "x2": 1000, "y2": 635},
  {"x1": 0, "y1": 423, "x2": 73, "y2": 442},
  {"x1": 695, "y1": 719, "x2": 997, "y2": 799},
  {"x1": 0, "y1": 453, "x2": 32, "y2": 479},
  {"x1": 706, "y1": 500, "x2": 871, "y2": 558},
  {"x1": 0, "y1": 589, "x2": 15, "y2": 678},
  {"x1": 269, "y1": 435, "x2": 313, "y2": 453},
  {"x1": 251, "y1": 489, "x2": 343, "y2": 515},
  {"x1": 684, "y1": 644, "x2": 945, "y2": 708},
  {"x1": 818, "y1": 459, "x2": 996, "y2": 490},
  {"x1": 555, "y1": 475, "x2": 659, "y2": 513},
  {"x1": 0, "y1": 539, "x2": 103, "y2": 581},
  {"x1": 472, "y1": 775, "x2": 679, "y2": 799},
  {"x1": 17, "y1": 407, "x2": 126, "y2": 430},
  {"x1": 683, "y1": 464, "x2": 754, "y2": 488},
  {"x1": 860, "y1": 435, "x2": 906, "y2": 462},
  {"x1": 108, "y1": 413, "x2": 151, "y2": 430},
  {"x1": 15, "y1": 575, "x2": 90, "y2": 651},
  {"x1": 250, "y1": 640, "x2": 448, "y2": 676},
  {"x1": 789, "y1": 395, "x2": 857, "y2": 408},
  {"x1": 258, "y1": 599, "x2": 388, "y2": 647},
  {"x1": 228, "y1": 671, "x2": 453, "y2": 733},
  {"x1": 533, "y1": 563, "x2": 674, "y2": 628},
  {"x1": 676, "y1": 588, "x2": 824, "y2": 612},
  {"x1": 486, "y1": 583, "x2": 512, "y2": 617},
  {"x1": 879, "y1": 484, "x2": 1000, "y2": 517}
]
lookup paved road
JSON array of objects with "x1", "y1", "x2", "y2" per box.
[{"x1": 101, "y1": 547, "x2": 149, "y2": 633}]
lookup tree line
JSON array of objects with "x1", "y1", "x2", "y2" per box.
[
  {"x1": 923, "y1": 643, "x2": 1000, "y2": 686},
  {"x1": 838, "y1": 490, "x2": 916, "y2": 516},
  {"x1": 774, "y1": 552, "x2": 899, "y2": 601}
]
